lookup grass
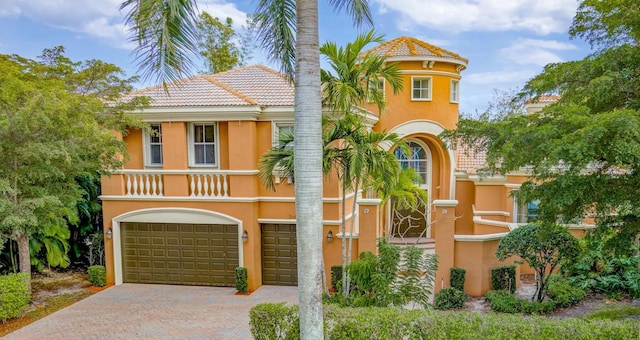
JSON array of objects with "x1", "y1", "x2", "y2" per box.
[{"x1": 583, "y1": 304, "x2": 640, "y2": 321}]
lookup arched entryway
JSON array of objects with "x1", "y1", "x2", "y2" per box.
[{"x1": 391, "y1": 139, "x2": 432, "y2": 240}]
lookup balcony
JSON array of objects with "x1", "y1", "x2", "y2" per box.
[{"x1": 102, "y1": 169, "x2": 260, "y2": 199}]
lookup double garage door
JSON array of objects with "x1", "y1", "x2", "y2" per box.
[{"x1": 121, "y1": 222, "x2": 238, "y2": 286}]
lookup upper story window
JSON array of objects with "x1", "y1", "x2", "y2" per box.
[
  {"x1": 450, "y1": 80, "x2": 460, "y2": 103},
  {"x1": 189, "y1": 123, "x2": 217, "y2": 167},
  {"x1": 145, "y1": 124, "x2": 163, "y2": 166},
  {"x1": 367, "y1": 78, "x2": 385, "y2": 103},
  {"x1": 411, "y1": 76, "x2": 432, "y2": 101}
]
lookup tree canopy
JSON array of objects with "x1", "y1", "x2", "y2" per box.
[
  {"x1": 441, "y1": 1, "x2": 640, "y2": 253},
  {"x1": 0, "y1": 47, "x2": 145, "y2": 279},
  {"x1": 196, "y1": 13, "x2": 252, "y2": 74}
]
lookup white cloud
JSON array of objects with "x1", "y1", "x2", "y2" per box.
[
  {"x1": 501, "y1": 38, "x2": 576, "y2": 66},
  {"x1": 373, "y1": 0, "x2": 577, "y2": 35},
  {"x1": 0, "y1": 0, "x2": 248, "y2": 50},
  {"x1": 465, "y1": 69, "x2": 537, "y2": 86}
]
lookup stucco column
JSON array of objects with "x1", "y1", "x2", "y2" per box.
[
  {"x1": 433, "y1": 199, "x2": 458, "y2": 293},
  {"x1": 357, "y1": 198, "x2": 381, "y2": 254}
]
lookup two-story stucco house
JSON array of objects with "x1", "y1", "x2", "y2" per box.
[{"x1": 100, "y1": 37, "x2": 590, "y2": 296}]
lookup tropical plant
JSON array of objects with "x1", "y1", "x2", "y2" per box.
[{"x1": 496, "y1": 223, "x2": 580, "y2": 302}]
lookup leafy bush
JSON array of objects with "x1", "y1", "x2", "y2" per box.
[
  {"x1": 434, "y1": 287, "x2": 466, "y2": 310},
  {"x1": 491, "y1": 265, "x2": 517, "y2": 293},
  {"x1": 249, "y1": 303, "x2": 639, "y2": 339},
  {"x1": 496, "y1": 223, "x2": 580, "y2": 302},
  {"x1": 547, "y1": 275, "x2": 586, "y2": 307},
  {"x1": 485, "y1": 290, "x2": 555, "y2": 315},
  {"x1": 340, "y1": 239, "x2": 438, "y2": 308},
  {"x1": 0, "y1": 273, "x2": 31, "y2": 323},
  {"x1": 249, "y1": 303, "x2": 299, "y2": 340},
  {"x1": 330, "y1": 265, "x2": 342, "y2": 292},
  {"x1": 235, "y1": 267, "x2": 248, "y2": 293},
  {"x1": 450, "y1": 267, "x2": 466, "y2": 291},
  {"x1": 87, "y1": 265, "x2": 106, "y2": 287}
]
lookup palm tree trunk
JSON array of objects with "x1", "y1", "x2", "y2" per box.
[
  {"x1": 294, "y1": 0, "x2": 324, "y2": 338},
  {"x1": 345, "y1": 182, "x2": 360, "y2": 294},
  {"x1": 340, "y1": 183, "x2": 348, "y2": 296}
]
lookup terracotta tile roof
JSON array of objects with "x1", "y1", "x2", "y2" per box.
[
  {"x1": 364, "y1": 36, "x2": 469, "y2": 64},
  {"x1": 127, "y1": 65, "x2": 294, "y2": 107},
  {"x1": 455, "y1": 142, "x2": 487, "y2": 173}
]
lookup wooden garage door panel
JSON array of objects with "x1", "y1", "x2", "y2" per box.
[
  {"x1": 121, "y1": 222, "x2": 238, "y2": 287},
  {"x1": 261, "y1": 224, "x2": 297, "y2": 286}
]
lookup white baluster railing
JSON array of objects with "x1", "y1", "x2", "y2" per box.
[
  {"x1": 116, "y1": 169, "x2": 256, "y2": 198},
  {"x1": 124, "y1": 172, "x2": 163, "y2": 197}
]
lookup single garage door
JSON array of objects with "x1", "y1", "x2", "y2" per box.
[
  {"x1": 121, "y1": 222, "x2": 238, "y2": 286},
  {"x1": 262, "y1": 224, "x2": 297, "y2": 286}
]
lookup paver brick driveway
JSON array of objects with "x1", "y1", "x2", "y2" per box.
[{"x1": 5, "y1": 284, "x2": 299, "y2": 340}]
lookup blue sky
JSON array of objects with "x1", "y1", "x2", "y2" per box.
[{"x1": 0, "y1": 0, "x2": 593, "y2": 114}]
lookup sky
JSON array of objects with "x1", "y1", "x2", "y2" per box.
[{"x1": 0, "y1": 0, "x2": 594, "y2": 114}]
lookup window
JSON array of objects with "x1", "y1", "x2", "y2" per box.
[
  {"x1": 189, "y1": 123, "x2": 217, "y2": 166},
  {"x1": 450, "y1": 80, "x2": 459, "y2": 103},
  {"x1": 394, "y1": 141, "x2": 430, "y2": 186},
  {"x1": 145, "y1": 124, "x2": 163, "y2": 166},
  {"x1": 367, "y1": 78, "x2": 385, "y2": 103},
  {"x1": 514, "y1": 199, "x2": 540, "y2": 223},
  {"x1": 273, "y1": 122, "x2": 294, "y2": 146},
  {"x1": 411, "y1": 77, "x2": 432, "y2": 100}
]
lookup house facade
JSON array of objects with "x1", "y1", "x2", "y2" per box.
[{"x1": 101, "y1": 37, "x2": 591, "y2": 296}]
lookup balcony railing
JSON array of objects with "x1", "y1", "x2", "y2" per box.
[{"x1": 117, "y1": 169, "x2": 257, "y2": 198}]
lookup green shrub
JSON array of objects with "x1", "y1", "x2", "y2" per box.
[
  {"x1": 249, "y1": 303, "x2": 640, "y2": 339},
  {"x1": 87, "y1": 265, "x2": 106, "y2": 287},
  {"x1": 249, "y1": 303, "x2": 299, "y2": 340},
  {"x1": 491, "y1": 265, "x2": 517, "y2": 293},
  {"x1": 235, "y1": 267, "x2": 248, "y2": 293},
  {"x1": 0, "y1": 273, "x2": 31, "y2": 322},
  {"x1": 450, "y1": 267, "x2": 466, "y2": 291},
  {"x1": 330, "y1": 265, "x2": 342, "y2": 292},
  {"x1": 434, "y1": 287, "x2": 466, "y2": 310},
  {"x1": 485, "y1": 290, "x2": 556, "y2": 315},
  {"x1": 547, "y1": 275, "x2": 586, "y2": 308}
]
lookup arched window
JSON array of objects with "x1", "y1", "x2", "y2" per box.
[{"x1": 393, "y1": 141, "x2": 430, "y2": 187}]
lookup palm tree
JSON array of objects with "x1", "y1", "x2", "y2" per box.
[{"x1": 121, "y1": 1, "x2": 373, "y2": 337}]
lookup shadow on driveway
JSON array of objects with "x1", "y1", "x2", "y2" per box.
[{"x1": 6, "y1": 284, "x2": 299, "y2": 340}]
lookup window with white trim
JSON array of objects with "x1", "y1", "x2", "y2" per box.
[
  {"x1": 513, "y1": 198, "x2": 540, "y2": 223},
  {"x1": 189, "y1": 123, "x2": 217, "y2": 166},
  {"x1": 394, "y1": 141, "x2": 430, "y2": 186},
  {"x1": 273, "y1": 122, "x2": 294, "y2": 146},
  {"x1": 145, "y1": 124, "x2": 163, "y2": 166},
  {"x1": 367, "y1": 78, "x2": 385, "y2": 103},
  {"x1": 450, "y1": 80, "x2": 460, "y2": 103},
  {"x1": 411, "y1": 76, "x2": 432, "y2": 100}
]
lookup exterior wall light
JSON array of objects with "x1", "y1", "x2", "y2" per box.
[
  {"x1": 106, "y1": 227, "x2": 113, "y2": 239},
  {"x1": 242, "y1": 230, "x2": 249, "y2": 243},
  {"x1": 326, "y1": 230, "x2": 333, "y2": 243}
]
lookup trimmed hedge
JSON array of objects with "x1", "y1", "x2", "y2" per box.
[
  {"x1": 450, "y1": 267, "x2": 466, "y2": 291},
  {"x1": 434, "y1": 287, "x2": 466, "y2": 310},
  {"x1": 491, "y1": 265, "x2": 517, "y2": 293},
  {"x1": 235, "y1": 267, "x2": 248, "y2": 293},
  {"x1": 330, "y1": 265, "x2": 342, "y2": 292},
  {"x1": 87, "y1": 265, "x2": 106, "y2": 287},
  {"x1": 249, "y1": 303, "x2": 639, "y2": 339},
  {"x1": 0, "y1": 273, "x2": 31, "y2": 323},
  {"x1": 485, "y1": 290, "x2": 555, "y2": 315}
]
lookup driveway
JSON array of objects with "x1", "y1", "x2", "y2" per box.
[{"x1": 5, "y1": 284, "x2": 299, "y2": 340}]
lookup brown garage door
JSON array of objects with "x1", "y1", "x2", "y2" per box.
[
  {"x1": 121, "y1": 222, "x2": 238, "y2": 286},
  {"x1": 261, "y1": 224, "x2": 297, "y2": 286}
]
